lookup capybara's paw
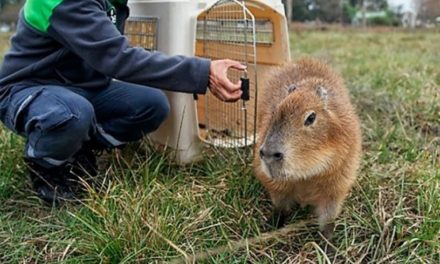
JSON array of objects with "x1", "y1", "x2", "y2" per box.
[
  {"x1": 320, "y1": 222, "x2": 335, "y2": 239},
  {"x1": 266, "y1": 209, "x2": 289, "y2": 230}
]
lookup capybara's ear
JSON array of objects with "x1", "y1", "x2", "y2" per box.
[
  {"x1": 316, "y1": 86, "x2": 329, "y2": 108},
  {"x1": 286, "y1": 84, "x2": 297, "y2": 93}
]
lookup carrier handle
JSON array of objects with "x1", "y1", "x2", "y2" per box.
[{"x1": 240, "y1": 77, "x2": 250, "y2": 101}]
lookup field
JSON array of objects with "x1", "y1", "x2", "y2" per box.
[{"x1": 0, "y1": 29, "x2": 439, "y2": 263}]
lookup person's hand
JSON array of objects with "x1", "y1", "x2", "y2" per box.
[{"x1": 209, "y1": 59, "x2": 246, "y2": 102}]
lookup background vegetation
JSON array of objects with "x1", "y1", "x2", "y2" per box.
[
  {"x1": 0, "y1": 28, "x2": 439, "y2": 263},
  {"x1": 287, "y1": 0, "x2": 438, "y2": 26}
]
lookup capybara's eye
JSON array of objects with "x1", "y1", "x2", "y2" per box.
[
  {"x1": 304, "y1": 112, "x2": 316, "y2": 126},
  {"x1": 287, "y1": 84, "x2": 297, "y2": 93}
]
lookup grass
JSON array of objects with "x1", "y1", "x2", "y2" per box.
[{"x1": 0, "y1": 29, "x2": 439, "y2": 263}]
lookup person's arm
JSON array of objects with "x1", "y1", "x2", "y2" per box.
[{"x1": 48, "y1": 0, "x2": 211, "y2": 94}]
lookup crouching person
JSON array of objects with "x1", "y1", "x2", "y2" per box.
[{"x1": 0, "y1": 0, "x2": 244, "y2": 204}]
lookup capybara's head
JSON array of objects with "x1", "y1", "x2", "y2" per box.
[{"x1": 259, "y1": 78, "x2": 342, "y2": 181}]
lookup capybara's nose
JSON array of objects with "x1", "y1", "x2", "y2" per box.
[
  {"x1": 272, "y1": 152, "x2": 284, "y2": 161},
  {"x1": 260, "y1": 148, "x2": 284, "y2": 161}
]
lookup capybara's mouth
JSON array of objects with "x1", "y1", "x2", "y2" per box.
[{"x1": 261, "y1": 161, "x2": 289, "y2": 181}]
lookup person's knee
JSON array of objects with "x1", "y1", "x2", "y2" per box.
[
  {"x1": 149, "y1": 94, "x2": 170, "y2": 130},
  {"x1": 94, "y1": 86, "x2": 170, "y2": 143},
  {"x1": 66, "y1": 98, "x2": 95, "y2": 138},
  {"x1": 25, "y1": 91, "x2": 96, "y2": 162},
  {"x1": 132, "y1": 90, "x2": 170, "y2": 132},
  {"x1": 40, "y1": 96, "x2": 96, "y2": 150},
  {"x1": 24, "y1": 89, "x2": 95, "y2": 138}
]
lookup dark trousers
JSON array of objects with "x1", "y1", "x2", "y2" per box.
[{"x1": 0, "y1": 81, "x2": 169, "y2": 167}]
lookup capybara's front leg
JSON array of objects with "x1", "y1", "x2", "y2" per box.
[
  {"x1": 268, "y1": 192, "x2": 298, "y2": 229},
  {"x1": 315, "y1": 199, "x2": 343, "y2": 238}
]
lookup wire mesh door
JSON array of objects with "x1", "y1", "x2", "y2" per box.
[{"x1": 197, "y1": 0, "x2": 258, "y2": 148}]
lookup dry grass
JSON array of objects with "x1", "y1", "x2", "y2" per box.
[{"x1": 0, "y1": 29, "x2": 439, "y2": 263}]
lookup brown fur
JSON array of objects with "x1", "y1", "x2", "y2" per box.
[{"x1": 253, "y1": 58, "x2": 362, "y2": 234}]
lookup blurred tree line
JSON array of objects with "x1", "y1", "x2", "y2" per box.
[
  {"x1": 286, "y1": 0, "x2": 440, "y2": 26},
  {"x1": 289, "y1": 0, "x2": 397, "y2": 25},
  {"x1": 419, "y1": 0, "x2": 440, "y2": 21},
  {"x1": 0, "y1": 0, "x2": 21, "y2": 10},
  {"x1": 0, "y1": 0, "x2": 23, "y2": 26}
]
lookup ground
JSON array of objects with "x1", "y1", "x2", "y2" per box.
[{"x1": 0, "y1": 29, "x2": 439, "y2": 263}]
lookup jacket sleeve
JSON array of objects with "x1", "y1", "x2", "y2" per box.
[{"x1": 47, "y1": 0, "x2": 210, "y2": 94}]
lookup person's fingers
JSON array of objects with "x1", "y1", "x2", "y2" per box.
[
  {"x1": 228, "y1": 89, "x2": 243, "y2": 102},
  {"x1": 219, "y1": 76, "x2": 241, "y2": 92},
  {"x1": 225, "y1": 59, "x2": 247, "y2": 71},
  {"x1": 209, "y1": 85, "x2": 224, "y2": 101},
  {"x1": 210, "y1": 79, "x2": 242, "y2": 102},
  {"x1": 216, "y1": 84, "x2": 242, "y2": 102},
  {"x1": 222, "y1": 60, "x2": 245, "y2": 92},
  {"x1": 212, "y1": 69, "x2": 240, "y2": 93},
  {"x1": 221, "y1": 92, "x2": 241, "y2": 102},
  {"x1": 209, "y1": 59, "x2": 246, "y2": 102},
  {"x1": 216, "y1": 86, "x2": 232, "y2": 101}
]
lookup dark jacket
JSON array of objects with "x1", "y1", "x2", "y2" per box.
[{"x1": 0, "y1": 0, "x2": 210, "y2": 97}]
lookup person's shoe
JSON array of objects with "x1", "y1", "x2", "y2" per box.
[
  {"x1": 68, "y1": 140, "x2": 109, "y2": 189},
  {"x1": 69, "y1": 147, "x2": 98, "y2": 181},
  {"x1": 25, "y1": 159, "x2": 78, "y2": 205}
]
